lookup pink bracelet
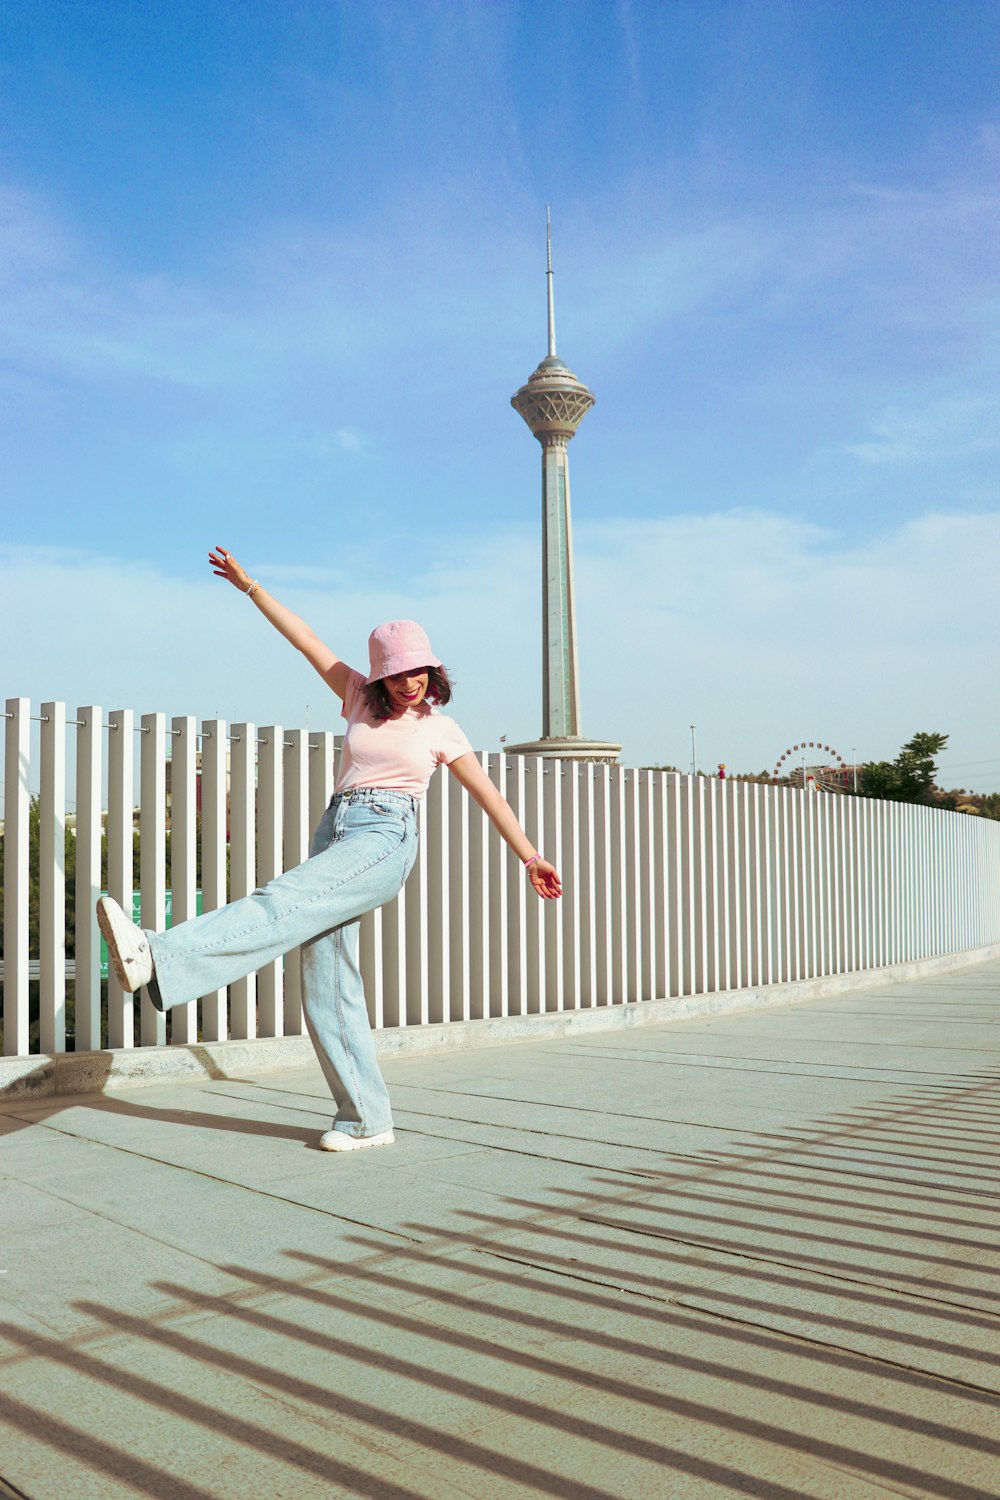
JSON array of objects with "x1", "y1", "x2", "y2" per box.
[{"x1": 523, "y1": 854, "x2": 541, "y2": 870}]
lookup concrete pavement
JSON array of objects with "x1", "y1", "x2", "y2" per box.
[{"x1": 2, "y1": 959, "x2": 1000, "y2": 1499}]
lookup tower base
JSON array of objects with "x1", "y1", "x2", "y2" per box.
[{"x1": 504, "y1": 736, "x2": 621, "y2": 765}]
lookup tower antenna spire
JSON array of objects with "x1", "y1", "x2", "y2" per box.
[{"x1": 546, "y1": 205, "x2": 556, "y2": 358}]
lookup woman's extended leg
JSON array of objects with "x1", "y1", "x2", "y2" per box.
[{"x1": 144, "y1": 792, "x2": 416, "y2": 1009}]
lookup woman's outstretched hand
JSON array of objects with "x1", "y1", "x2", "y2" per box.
[
  {"x1": 528, "y1": 858, "x2": 562, "y2": 900},
  {"x1": 209, "y1": 545, "x2": 252, "y2": 593}
]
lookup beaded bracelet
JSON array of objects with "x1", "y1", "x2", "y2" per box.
[{"x1": 245, "y1": 580, "x2": 261, "y2": 599}]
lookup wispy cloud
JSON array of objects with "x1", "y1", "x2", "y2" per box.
[
  {"x1": 846, "y1": 395, "x2": 1000, "y2": 467},
  {"x1": 4, "y1": 509, "x2": 998, "y2": 788}
]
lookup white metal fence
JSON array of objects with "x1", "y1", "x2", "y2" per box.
[{"x1": 4, "y1": 696, "x2": 1000, "y2": 1060}]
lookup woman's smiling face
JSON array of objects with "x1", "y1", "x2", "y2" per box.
[{"x1": 382, "y1": 669, "x2": 429, "y2": 713}]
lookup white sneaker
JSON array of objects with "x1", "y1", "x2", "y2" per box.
[
  {"x1": 319, "y1": 1129, "x2": 395, "y2": 1153},
  {"x1": 96, "y1": 896, "x2": 154, "y2": 992}
]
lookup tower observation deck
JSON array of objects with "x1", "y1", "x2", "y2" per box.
[{"x1": 506, "y1": 211, "x2": 621, "y2": 764}]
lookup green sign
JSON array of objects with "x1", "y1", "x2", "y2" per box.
[{"x1": 99, "y1": 891, "x2": 202, "y2": 980}]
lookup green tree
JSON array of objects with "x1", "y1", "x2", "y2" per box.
[{"x1": 857, "y1": 731, "x2": 949, "y2": 804}]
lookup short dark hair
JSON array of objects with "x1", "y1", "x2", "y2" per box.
[{"x1": 363, "y1": 664, "x2": 454, "y2": 722}]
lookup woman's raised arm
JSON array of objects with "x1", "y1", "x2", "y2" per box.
[{"x1": 209, "y1": 546, "x2": 351, "y2": 699}]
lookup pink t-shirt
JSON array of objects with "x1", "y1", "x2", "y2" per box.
[{"x1": 335, "y1": 669, "x2": 474, "y2": 799}]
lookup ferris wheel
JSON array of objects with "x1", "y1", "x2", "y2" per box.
[{"x1": 772, "y1": 740, "x2": 849, "y2": 792}]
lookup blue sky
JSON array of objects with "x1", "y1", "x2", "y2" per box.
[{"x1": 2, "y1": 0, "x2": 998, "y2": 789}]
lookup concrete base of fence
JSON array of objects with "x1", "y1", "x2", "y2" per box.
[{"x1": 4, "y1": 938, "x2": 1000, "y2": 1102}]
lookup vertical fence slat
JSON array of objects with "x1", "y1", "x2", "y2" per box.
[
  {"x1": 308, "y1": 732, "x2": 335, "y2": 834},
  {"x1": 577, "y1": 762, "x2": 598, "y2": 1006},
  {"x1": 505, "y1": 757, "x2": 529, "y2": 1013},
  {"x1": 664, "y1": 773, "x2": 681, "y2": 998},
  {"x1": 3, "y1": 698, "x2": 31, "y2": 1056},
  {"x1": 774, "y1": 786, "x2": 789, "y2": 984},
  {"x1": 544, "y1": 760, "x2": 564, "y2": 1011},
  {"x1": 622, "y1": 769, "x2": 640, "y2": 1002},
  {"x1": 802, "y1": 785, "x2": 816, "y2": 979},
  {"x1": 449, "y1": 768, "x2": 473, "y2": 1026},
  {"x1": 706, "y1": 778, "x2": 722, "y2": 994},
  {"x1": 282, "y1": 729, "x2": 309, "y2": 1036},
  {"x1": 139, "y1": 713, "x2": 167, "y2": 1047},
  {"x1": 75, "y1": 705, "x2": 103, "y2": 1051},
  {"x1": 832, "y1": 794, "x2": 846, "y2": 975},
  {"x1": 467, "y1": 753, "x2": 491, "y2": 1020},
  {"x1": 560, "y1": 759, "x2": 582, "y2": 1008},
  {"x1": 424, "y1": 770, "x2": 448, "y2": 1025},
  {"x1": 723, "y1": 780, "x2": 740, "y2": 989},
  {"x1": 380, "y1": 864, "x2": 407, "y2": 1029},
  {"x1": 650, "y1": 772, "x2": 667, "y2": 999},
  {"x1": 200, "y1": 719, "x2": 227, "y2": 1042},
  {"x1": 169, "y1": 717, "x2": 199, "y2": 1045},
  {"x1": 407, "y1": 792, "x2": 431, "y2": 1026},
  {"x1": 693, "y1": 776, "x2": 709, "y2": 995},
  {"x1": 761, "y1": 783, "x2": 775, "y2": 987},
  {"x1": 39, "y1": 702, "x2": 66, "y2": 1053},
  {"x1": 607, "y1": 766, "x2": 627, "y2": 1005},
  {"x1": 106, "y1": 708, "x2": 134, "y2": 1049},
  {"x1": 524, "y1": 762, "x2": 548, "y2": 1008},
  {"x1": 256, "y1": 724, "x2": 283, "y2": 1038},
  {"x1": 739, "y1": 780, "x2": 754, "y2": 989},
  {"x1": 226, "y1": 722, "x2": 257, "y2": 1042},
  {"x1": 485, "y1": 755, "x2": 510, "y2": 1017},
  {"x1": 593, "y1": 763, "x2": 614, "y2": 1005}
]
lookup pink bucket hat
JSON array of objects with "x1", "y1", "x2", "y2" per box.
[{"x1": 366, "y1": 620, "x2": 442, "y2": 684}]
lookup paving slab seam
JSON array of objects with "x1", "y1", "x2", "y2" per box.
[
  {"x1": 396, "y1": 1105, "x2": 705, "y2": 1163},
  {"x1": 544, "y1": 1054, "x2": 986, "y2": 1084},
  {"x1": 579, "y1": 1208, "x2": 993, "y2": 1288},
  {"x1": 394, "y1": 1119, "x2": 689, "y2": 1177},
  {"x1": 796, "y1": 1456, "x2": 935, "y2": 1499},
  {"x1": 0, "y1": 1119, "x2": 430, "y2": 1246},
  {"x1": 713, "y1": 1157, "x2": 1000, "y2": 1197},
  {"x1": 571, "y1": 1219, "x2": 1000, "y2": 1324},
  {"x1": 663, "y1": 1297, "x2": 1000, "y2": 1401},
  {"x1": 663, "y1": 1163, "x2": 1000, "y2": 1223},
  {"x1": 459, "y1": 1241, "x2": 1000, "y2": 1411},
  {"x1": 392, "y1": 1080, "x2": 864, "y2": 1128},
  {"x1": 467, "y1": 1239, "x2": 1000, "y2": 1353},
  {"x1": 731, "y1": 1121, "x2": 1000, "y2": 1164},
  {"x1": 561, "y1": 1046, "x2": 1000, "y2": 1076},
  {"x1": 594, "y1": 1178, "x2": 997, "y2": 1243},
  {"x1": 443, "y1": 1235, "x2": 1000, "y2": 1394}
]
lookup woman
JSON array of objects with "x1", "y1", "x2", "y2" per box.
[{"x1": 97, "y1": 545, "x2": 561, "y2": 1154}]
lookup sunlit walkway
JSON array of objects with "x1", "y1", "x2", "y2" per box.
[{"x1": 3, "y1": 960, "x2": 1000, "y2": 1499}]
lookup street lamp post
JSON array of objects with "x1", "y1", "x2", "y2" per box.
[{"x1": 690, "y1": 724, "x2": 697, "y2": 778}]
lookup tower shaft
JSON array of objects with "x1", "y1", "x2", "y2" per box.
[{"x1": 541, "y1": 435, "x2": 580, "y2": 738}]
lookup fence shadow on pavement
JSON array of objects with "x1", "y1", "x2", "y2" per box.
[{"x1": 2, "y1": 1062, "x2": 1000, "y2": 1497}]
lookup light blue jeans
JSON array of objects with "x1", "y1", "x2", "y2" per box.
[{"x1": 146, "y1": 788, "x2": 418, "y2": 1138}]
